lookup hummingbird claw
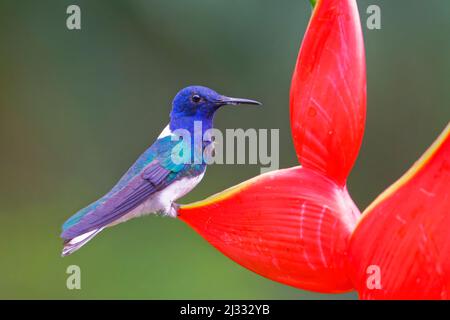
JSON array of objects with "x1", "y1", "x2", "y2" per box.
[{"x1": 171, "y1": 203, "x2": 180, "y2": 218}]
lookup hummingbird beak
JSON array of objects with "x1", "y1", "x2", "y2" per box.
[{"x1": 218, "y1": 96, "x2": 262, "y2": 106}]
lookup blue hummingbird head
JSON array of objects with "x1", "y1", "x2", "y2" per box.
[{"x1": 169, "y1": 86, "x2": 261, "y2": 132}]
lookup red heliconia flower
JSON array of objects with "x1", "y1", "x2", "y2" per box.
[
  {"x1": 178, "y1": 0, "x2": 450, "y2": 299},
  {"x1": 347, "y1": 125, "x2": 450, "y2": 299}
]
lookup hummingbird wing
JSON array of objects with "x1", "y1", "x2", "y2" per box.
[{"x1": 61, "y1": 136, "x2": 192, "y2": 240}]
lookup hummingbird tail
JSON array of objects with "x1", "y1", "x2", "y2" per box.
[{"x1": 61, "y1": 228, "x2": 104, "y2": 257}]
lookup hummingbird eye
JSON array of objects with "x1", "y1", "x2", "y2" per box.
[{"x1": 191, "y1": 94, "x2": 201, "y2": 103}]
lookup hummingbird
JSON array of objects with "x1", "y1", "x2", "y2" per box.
[{"x1": 60, "y1": 86, "x2": 261, "y2": 256}]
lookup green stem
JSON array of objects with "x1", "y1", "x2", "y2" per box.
[{"x1": 309, "y1": 0, "x2": 317, "y2": 8}]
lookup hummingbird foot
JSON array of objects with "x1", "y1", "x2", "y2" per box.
[{"x1": 170, "y1": 202, "x2": 180, "y2": 218}]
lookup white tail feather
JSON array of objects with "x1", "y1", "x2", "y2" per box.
[{"x1": 62, "y1": 228, "x2": 104, "y2": 256}]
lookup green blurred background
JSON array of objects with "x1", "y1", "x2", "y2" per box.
[{"x1": 0, "y1": 0, "x2": 448, "y2": 299}]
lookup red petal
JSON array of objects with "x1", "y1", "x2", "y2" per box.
[
  {"x1": 179, "y1": 167, "x2": 360, "y2": 293},
  {"x1": 347, "y1": 124, "x2": 450, "y2": 299},
  {"x1": 290, "y1": 0, "x2": 366, "y2": 186}
]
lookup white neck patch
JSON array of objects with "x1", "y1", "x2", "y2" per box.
[{"x1": 157, "y1": 124, "x2": 172, "y2": 139}]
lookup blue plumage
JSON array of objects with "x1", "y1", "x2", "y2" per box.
[{"x1": 60, "y1": 86, "x2": 260, "y2": 256}]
